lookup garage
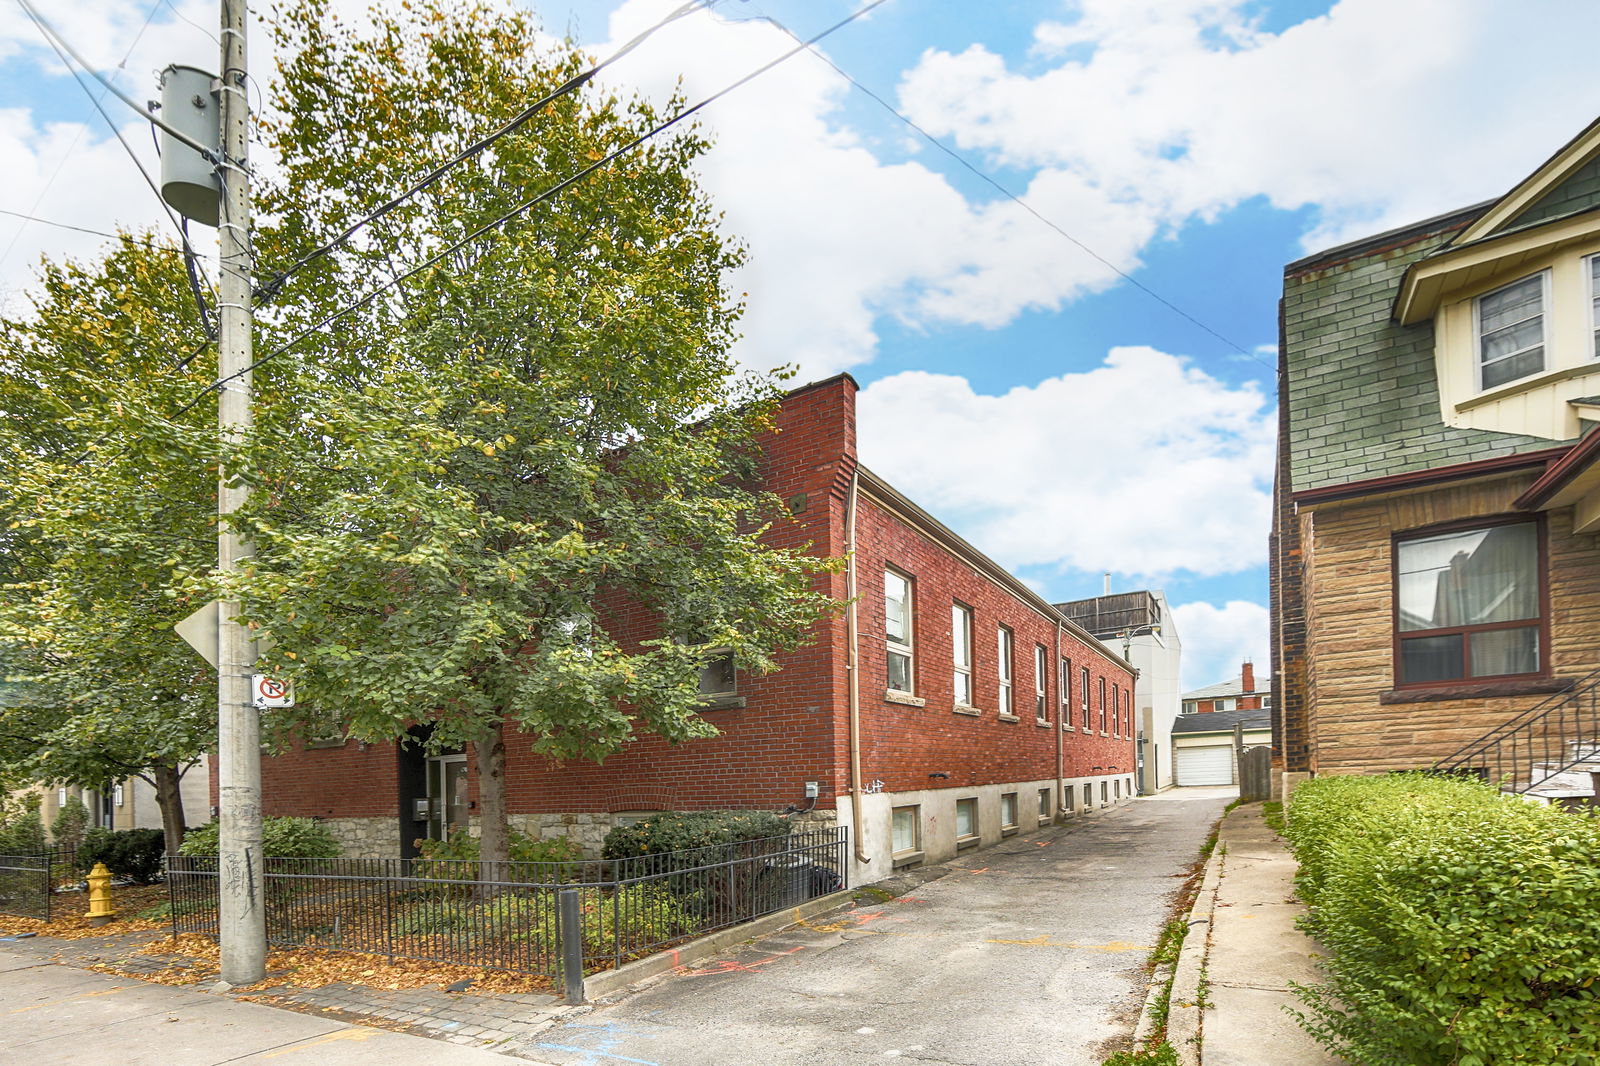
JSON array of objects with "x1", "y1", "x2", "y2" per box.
[{"x1": 1175, "y1": 744, "x2": 1234, "y2": 786}]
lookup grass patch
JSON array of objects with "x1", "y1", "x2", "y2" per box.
[
  {"x1": 1261, "y1": 800, "x2": 1284, "y2": 836},
  {"x1": 1103, "y1": 1044, "x2": 1178, "y2": 1065}
]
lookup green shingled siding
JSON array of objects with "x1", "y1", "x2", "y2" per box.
[
  {"x1": 1284, "y1": 230, "x2": 1555, "y2": 492},
  {"x1": 1508, "y1": 154, "x2": 1600, "y2": 229}
]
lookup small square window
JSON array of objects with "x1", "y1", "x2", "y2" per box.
[
  {"x1": 955, "y1": 797, "x2": 978, "y2": 841},
  {"x1": 892, "y1": 805, "x2": 920, "y2": 855},
  {"x1": 1000, "y1": 792, "x2": 1018, "y2": 829}
]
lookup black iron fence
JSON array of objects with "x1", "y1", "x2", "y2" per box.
[
  {"x1": 167, "y1": 826, "x2": 848, "y2": 980},
  {"x1": 0, "y1": 846, "x2": 80, "y2": 921}
]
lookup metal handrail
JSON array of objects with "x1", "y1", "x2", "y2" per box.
[{"x1": 1433, "y1": 666, "x2": 1600, "y2": 794}]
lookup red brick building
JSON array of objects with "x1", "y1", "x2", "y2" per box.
[{"x1": 251, "y1": 374, "x2": 1136, "y2": 882}]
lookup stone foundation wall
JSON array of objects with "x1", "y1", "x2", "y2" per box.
[{"x1": 322, "y1": 816, "x2": 402, "y2": 859}]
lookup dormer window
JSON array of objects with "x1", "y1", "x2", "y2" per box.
[
  {"x1": 1589, "y1": 254, "x2": 1600, "y2": 358},
  {"x1": 1477, "y1": 272, "x2": 1547, "y2": 390}
]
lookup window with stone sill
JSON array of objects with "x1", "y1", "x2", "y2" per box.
[
  {"x1": 885, "y1": 568, "x2": 914, "y2": 694},
  {"x1": 1034, "y1": 644, "x2": 1049, "y2": 720},
  {"x1": 1395, "y1": 518, "x2": 1542, "y2": 686},
  {"x1": 891, "y1": 805, "x2": 920, "y2": 856},
  {"x1": 1000, "y1": 792, "x2": 1018, "y2": 830},
  {"x1": 952, "y1": 602, "x2": 974, "y2": 707},
  {"x1": 997, "y1": 625, "x2": 1014, "y2": 715},
  {"x1": 954, "y1": 797, "x2": 978, "y2": 842}
]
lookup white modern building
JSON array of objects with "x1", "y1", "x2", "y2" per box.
[{"x1": 1056, "y1": 589, "x2": 1183, "y2": 794}]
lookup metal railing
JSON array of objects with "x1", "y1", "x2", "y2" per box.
[
  {"x1": 166, "y1": 826, "x2": 848, "y2": 978},
  {"x1": 0, "y1": 846, "x2": 79, "y2": 921},
  {"x1": 1433, "y1": 667, "x2": 1600, "y2": 793}
]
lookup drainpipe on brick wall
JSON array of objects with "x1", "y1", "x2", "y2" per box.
[
  {"x1": 1054, "y1": 620, "x2": 1065, "y2": 819},
  {"x1": 844, "y1": 468, "x2": 869, "y2": 866}
]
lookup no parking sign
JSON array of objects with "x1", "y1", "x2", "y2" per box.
[{"x1": 252, "y1": 674, "x2": 294, "y2": 708}]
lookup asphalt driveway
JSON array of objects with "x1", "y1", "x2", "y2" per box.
[{"x1": 515, "y1": 786, "x2": 1233, "y2": 1066}]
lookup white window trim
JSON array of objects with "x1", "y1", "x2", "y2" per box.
[
  {"x1": 891, "y1": 804, "x2": 922, "y2": 861},
  {"x1": 954, "y1": 797, "x2": 979, "y2": 844},
  {"x1": 885, "y1": 569, "x2": 915, "y2": 695},
  {"x1": 1000, "y1": 792, "x2": 1019, "y2": 831},
  {"x1": 997, "y1": 626, "x2": 1014, "y2": 714},
  {"x1": 952, "y1": 603, "x2": 974, "y2": 708},
  {"x1": 1034, "y1": 645, "x2": 1049, "y2": 720},
  {"x1": 1588, "y1": 252, "x2": 1600, "y2": 360},
  {"x1": 1475, "y1": 269, "x2": 1549, "y2": 392}
]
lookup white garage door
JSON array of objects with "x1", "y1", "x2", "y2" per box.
[{"x1": 1176, "y1": 745, "x2": 1234, "y2": 786}]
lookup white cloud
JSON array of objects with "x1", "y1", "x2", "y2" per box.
[
  {"x1": 899, "y1": 0, "x2": 1600, "y2": 252},
  {"x1": 856, "y1": 346, "x2": 1274, "y2": 579},
  {"x1": 1171, "y1": 600, "x2": 1269, "y2": 692}
]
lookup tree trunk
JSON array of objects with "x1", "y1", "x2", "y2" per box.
[
  {"x1": 152, "y1": 762, "x2": 188, "y2": 856},
  {"x1": 473, "y1": 720, "x2": 510, "y2": 884}
]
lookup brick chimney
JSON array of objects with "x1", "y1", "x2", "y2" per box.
[{"x1": 1241, "y1": 660, "x2": 1255, "y2": 695}]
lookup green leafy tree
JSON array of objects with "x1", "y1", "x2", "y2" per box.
[
  {"x1": 0, "y1": 239, "x2": 218, "y2": 855},
  {"x1": 50, "y1": 794, "x2": 89, "y2": 852},
  {"x1": 228, "y1": 0, "x2": 839, "y2": 869}
]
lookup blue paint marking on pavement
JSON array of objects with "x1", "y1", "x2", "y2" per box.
[
  {"x1": 535, "y1": 1041, "x2": 662, "y2": 1066},
  {"x1": 536, "y1": 1019, "x2": 664, "y2": 1066}
]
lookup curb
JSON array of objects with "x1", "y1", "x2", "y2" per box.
[
  {"x1": 1162, "y1": 817, "x2": 1227, "y2": 1066},
  {"x1": 582, "y1": 888, "x2": 855, "y2": 1000}
]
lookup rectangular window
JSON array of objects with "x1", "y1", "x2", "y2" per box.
[
  {"x1": 891, "y1": 806, "x2": 920, "y2": 855},
  {"x1": 952, "y1": 603, "x2": 973, "y2": 706},
  {"x1": 1590, "y1": 254, "x2": 1600, "y2": 358},
  {"x1": 1396, "y1": 520, "x2": 1542, "y2": 684},
  {"x1": 885, "y1": 569, "x2": 914, "y2": 693},
  {"x1": 1477, "y1": 272, "x2": 1546, "y2": 389},
  {"x1": 1114, "y1": 779, "x2": 1121, "y2": 799},
  {"x1": 997, "y1": 626, "x2": 1014, "y2": 714},
  {"x1": 1100, "y1": 781, "x2": 1108, "y2": 803},
  {"x1": 1059, "y1": 657, "x2": 1071, "y2": 717},
  {"x1": 1099, "y1": 677, "x2": 1108, "y2": 732},
  {"x1": 699, "y1": 648, "x2": 736, "y2": 697},
  {"x1": 1000, "y1": 792, "x2": 1018, "y2": 829},
  {"x1": 1083, "y1": 783, "x2": 1092, "y2": 809},
  {"x1": 1038, "y1": 787, "x2": 1051, "y2": 820},
  {"x1": 1035, "y1": 645, "x2": 1049, "y2": 719},
  {"x1": 955, "y1": 798, "x2": 978, "y2": 842},
  {"x1": 1063, "y1": 785, "x2": 1074, "y2": 811},
  {"x1": 1080, "y1": 666, "x2": 1091, "y2": 728}
]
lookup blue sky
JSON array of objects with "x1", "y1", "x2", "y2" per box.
[{"x1": 3, "y1": 0, "x2": 1599, "y2": 688}]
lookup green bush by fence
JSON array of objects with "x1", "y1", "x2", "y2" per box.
[
  {"x1": 412, "y1": 828, "x2": 581, "y2": 882},
  {"x1": 601, "y1": 811, "x2": 789, "y2": 860},
  {"x1": 179, "y1": 816, "x2": 342, "y2": 859},
  {"x1": 79, "y1": 827, "x2": 166, "y2": 883},
  {"x1": 1283, "y1": 773, "x2": 1600, "y2": 1066},
  {"x1": 0, "y1": 806, "x2": 45, "y2": 855}
]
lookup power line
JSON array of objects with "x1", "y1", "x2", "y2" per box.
[
  {"x1": 718, "y1": 5, "x2": 1266, "y2": 367},
  {"x1": 0, "y1": 0, "x2": 166, "y2": 275},
  {"x1": 175, "y1": 0, "x2": 895, "y2": 417},
  {"x1": 254, "y1": 0, "x2": 717, "y2": 301},
  {"x1": 17, "y1": 0, "x2": 218, "y2": 324},
  {"x1": 14, "y1": 0, "x2": 221, "y2": 163},
  {"x1": 0, "y1": 209, "x2": 174, "y2": 250}
]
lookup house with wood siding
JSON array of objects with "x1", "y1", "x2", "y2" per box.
[{"x1": 1273, "y1": 117, "x2": 1600, "y2": 800}]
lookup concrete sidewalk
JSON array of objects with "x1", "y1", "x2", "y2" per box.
[
  {"x1": 0, "y1": 945, "x2": 560, "y2": 1066},
  {"x1": 1167, "y1": 802, "x2": 1344, "y2": 1065}
]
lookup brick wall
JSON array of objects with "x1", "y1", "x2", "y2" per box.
[
  {"x1": 1299, "y1": 471, "x2": 1600, "y2": 773},
  {"x1": 256, "y1": 372, "x2": 1134, "y2": 844}
]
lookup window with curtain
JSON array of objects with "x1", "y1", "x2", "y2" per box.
[{"x1": 1396, "y1": 520, "x2": 1541, "y2": 684}]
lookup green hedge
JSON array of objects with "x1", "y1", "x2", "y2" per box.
[
  {"x1": 1283, "y1": 773, "x2": 1600, "y2": 1066},
  {"x1": 600, "y1": 810, "x2": 789, "y2": 860},
  {"x1": 178, "y1": 816, "x2": 342, "y2": 859},
  {"x1": 79, "y1": 827, "x2": 166, "y2": 883}
]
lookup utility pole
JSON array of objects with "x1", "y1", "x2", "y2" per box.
[{"x1": 215, "y1": 0, "x2": 264, "y2": 985}]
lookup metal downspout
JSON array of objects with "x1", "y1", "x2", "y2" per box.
[
  {"x1": 845, "y1": 469, "x2": 869, "y2": 865},
  {"x1": 1054, "y1": 620, "x2": 1065, "y2": 819}
]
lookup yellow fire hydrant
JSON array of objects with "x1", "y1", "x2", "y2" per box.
[{"x1": 84, "y1": 862, "x2": 116, "y2": 927}]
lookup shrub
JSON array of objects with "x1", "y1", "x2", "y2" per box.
[
  {"x1": 79, "y1": 827, "x2": 166, "y2": 883},
  {"x1": 600, "y1": 810, "x2": 790, "y2": 860},
  {"x1": 178, "y1": 816, "x2": 342, "y2": 859},
  {"x1": 0, "y1": 806, "x2": 46, "y2": 855},
  {"x1": 1283, "y1": 772, "x2": 1600, "y2": 1066},
  {"x1": 50, "y1": 795, "x2": 89, "y2": 852},
  {"x1": 413, "y1": 828, "x2": 581, "y2": 882}
]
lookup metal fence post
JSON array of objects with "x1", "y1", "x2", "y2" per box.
[{"x1": 559, "y1": 888, "x2": 585, "y2": 1005}]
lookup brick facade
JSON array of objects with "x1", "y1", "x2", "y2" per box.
[{"x1": 254, "y1": 375, "x2": 1137, "y2": 877}]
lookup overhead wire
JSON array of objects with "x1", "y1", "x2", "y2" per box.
[
  {"x1": 253, "y1": 0, "x2": 717, "y2": 302},
  {"x1": 0, "y1": 208, "x2": 175, "y2": 250},
  {"x1": 0, "y1": 0, "x2": 166, "y2": 274},
  {"x1": 717, "y1": 4, "x2": 1268, "y2": 368},
  {"x1": 173, "y1": 0, "x2": 896, "y2": 418}
]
